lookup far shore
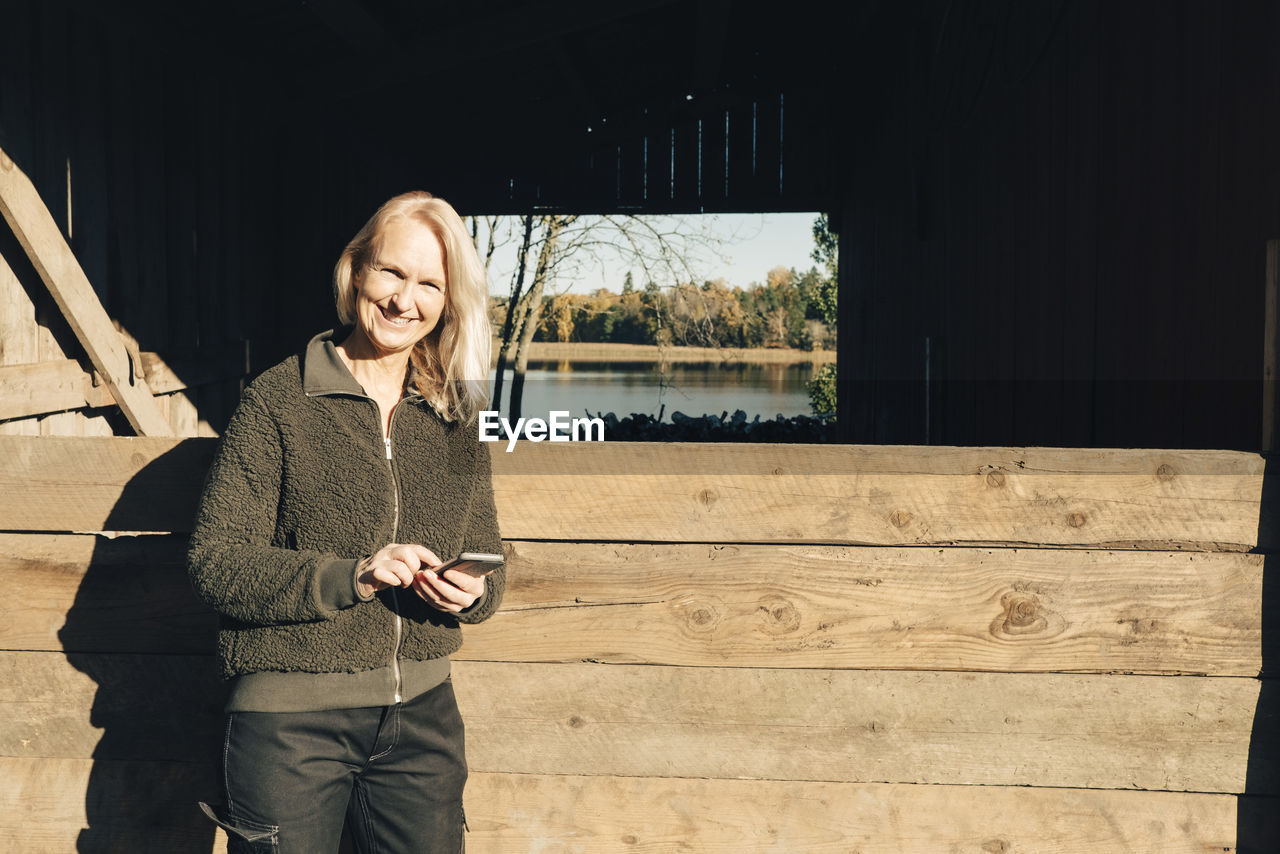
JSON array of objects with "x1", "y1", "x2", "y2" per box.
[{"x1": 490, "y1": 341, "x2": 836, "y2": 366}]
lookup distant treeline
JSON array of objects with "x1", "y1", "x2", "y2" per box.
[
  {"x1": 589, "y1": 409, "x2": 839, "y2": 442},
  {"x1": 489, "y1": 267, "x2": 837, "y2": 351}
]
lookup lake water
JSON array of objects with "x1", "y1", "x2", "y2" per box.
[{"x1": 490, "y1": 361, "x2": 817, "y2": 422}]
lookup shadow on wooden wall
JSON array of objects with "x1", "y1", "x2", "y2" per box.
[
  {"x1": 1241, "y1": 463, "x2": 1280, "y2": 851},
  {"x1": 53, "y1": 442, "x2": 219, "y2": 851}
]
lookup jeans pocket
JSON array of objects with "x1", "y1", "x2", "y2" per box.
[{"x1": 198, "y1": 802, "x2": 279, "y2": 853}]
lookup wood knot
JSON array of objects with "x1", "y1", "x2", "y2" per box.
[
  {"x1": 1156, "y1": 463, "x2": 1176, "y2": 482},
  {"x1": 757, "y1": 595, "x2": 802, "y2": 634},
  {"x1": 621, "y1": 835, "x2": 638, "y2": 845},
  {"x1": 567, "y1": 715, "x2": 586, "y2": 729},
  {"x1": 986, "y1": 471, "x2": 1005, "y2": 488},
  {"x1": 1066, "y1": 511, "x2": 1087, "y2": 528},
  {"x1": 773, "y1": 466, "x2": 785, "y2": 475},
  {"x1": 697, "y1": 488, "x2": 718, "y2": 510},
  {"x1": 888, "y1": 509, "x2": 913, "y2": 528},
  {"x1": 1117, "y1": 616, "x2": 1161, "y2": 641},
  {"x1": 129, "y1": 452, "x2": 147, "y2": 470},
  {"x1": 684, "y1": 599, "x2": 722, "y2": 632},
  {"x1": 991, "y1": 592, "x2": 1050, "y2": 637},
  {"x1": 982, "y1": 840, "x2": 1010, "y2": 854}
]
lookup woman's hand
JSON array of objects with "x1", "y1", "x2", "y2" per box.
[
  {"x1": 356, "y1": 544, "x2": 441, "y2": 599},
  {"x1": 412, "y1": 565, "x2": 488, "y2": 613}
]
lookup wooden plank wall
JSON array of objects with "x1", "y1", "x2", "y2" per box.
[
  {"x1": 0, "y1": 1, "x2": 252, "y2": 438},
  {"x1": 836, "y1": 0, "x2": 1280, "y2": 450},
  {"x1": 1, "y1": 437, "x2": 1274, "y2": 852}
]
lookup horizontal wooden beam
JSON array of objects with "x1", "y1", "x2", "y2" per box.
[
  {"x1": 0, "y1": 148, "x2": 170, "y2": 436},
  {"x1": 0, "y1": 360, "x2": 88, "y2": 421},
  {"x1": 0, "y1": 533, "x2": 208, "y2": 655},
  {"x1": 459, "y1": 541, "x2": 1263, "y2": 675},
  {"x1": 0, "y1": 437, "x2": 1267, "y2": 549},
  {"x1": 1, "y1": 653, "x2": 1264, "y2": 793},
  {"x1": 7, "y1": 533, "x2": 1260, "y2": 676},
  {"x1": 0, "y1": 437, "x2": 213, "y2": 533},
  {"x1": 3, "y1": 759, "x2": 1261, "y2": 854},
  {"x1": 0, "y1": 757, "x2": 220, "y2": 852},
  {"x1": 138, "y1": 343, "x2": 249, "y2": 395},
  {"x1": 0, "y1": 346, "x2": 248, "y2": 422},
  {"x1": 456, "y1": 662, "x2": 1266, "y2": 794},
  {"x1": 464, "y1": 773, "x2": 1253, "y2": 854},
  {"x1": 490, "y1": 444, "x2": 1266, "y2": 548}
]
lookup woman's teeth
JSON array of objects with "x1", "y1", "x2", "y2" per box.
[{"x1": 380, "y1": 307, "x2": 415, "y2": 326}]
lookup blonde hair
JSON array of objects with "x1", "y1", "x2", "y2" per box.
[{"x1": 334, "y1": 191, "x2": 490, "y2": 422}]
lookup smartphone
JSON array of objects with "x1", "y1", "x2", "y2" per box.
[{"x1": 432, "y1": 551, "x2": 504, "y2": 578}]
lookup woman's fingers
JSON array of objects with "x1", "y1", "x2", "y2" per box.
[
  {"x1": 412, "y1": 569, "x2": 485, "y2": 613},
  {"x1": 367, "y1": 544, "x2": 440, "y2": 578},
  {"x1": 359, "y1": 544, "x2": 451, "y2": 602},
  {"x1": 375, "y1": 560, "x2": 416, "y2": 587},
  {"x1": 439, "y1": 568, "x2": 487, "y2": 597},
  {"x1": 381, "y1": 544, "x2": 436, "y2": 573},
  {"x1": 407, "y1": 544, "x2": 442, "y2": 569},
  {"x1": 357, "y1": 552, "x2": 417, "y2": 597}
]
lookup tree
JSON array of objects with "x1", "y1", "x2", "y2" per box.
[
  {"x1": 807, "y1": 363, "x2": 838, "y2": 419},
  {"x1": 542, "y1": 293, "x2": 579, "y2": 342},
  {"x1": 807, "y1": 214, "x2": 839, "y2": 418},
  {"x1": 491, "y1": 214, "x2": 536, "y2": 413},
  {"x1": 489, "y1": 214, "x2": 724, "y2": 421},
  {"x1": 810, "y1": 213, "x2": 839, "y2": 326},
  {"x1": 507, "y1": 215, "x2": 573, "y2": 421},
  {"x1": 467, "y1": 214, "x2": 504, "y2": 280}
]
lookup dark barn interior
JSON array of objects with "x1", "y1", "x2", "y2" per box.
[
  {"x1": 3, "y1": 3, "x2": 1280, "y2": 852},
  {"x1": 2, "y1": 0, "x2": 1277, "y2": 448}
]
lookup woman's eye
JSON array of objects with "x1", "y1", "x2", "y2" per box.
[{"x1": 383, "y1": 267, "x2": 404, "y2": 279}]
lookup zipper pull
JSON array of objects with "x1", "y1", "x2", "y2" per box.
[{"x1": 384, "y1": 436, "x2": 392, "y2": 460}]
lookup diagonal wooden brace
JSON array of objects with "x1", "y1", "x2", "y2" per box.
[{"x1": 0, "y1": 147, "x2": 171, "y2": 436}]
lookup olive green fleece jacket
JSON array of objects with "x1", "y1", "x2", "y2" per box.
[{"x1": 187, "y1": 330, "x2": 504, "y2": 681}]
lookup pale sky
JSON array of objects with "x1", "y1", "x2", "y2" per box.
[{"x1": 480, "y1": 212, "x2": 821, "y2": 296}]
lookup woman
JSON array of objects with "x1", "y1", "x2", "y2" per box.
[{"x1": 188, "y1": 191, "x2": 503, "y2": 853}]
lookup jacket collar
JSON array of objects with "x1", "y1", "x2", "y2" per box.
[
  {"x1": 302, "y1": 328, "x2": 367, "y2": 398},
  {"x1": 302, "y1": 328, "x2": 430, "y2": 410}
]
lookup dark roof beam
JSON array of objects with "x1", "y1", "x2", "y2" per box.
[
  {"x1": 547, "y1": 34, "x2": 601, "y2": 131},
  {"x1": 300, "y1": 0, "x2": 410, "y2": 68},
  {"x1": 303, "y1": 0, "x2": 681, "y2": 82},
  {"x1": 693, "y1": 0, "x2": 732, "y2": 94},
  {"x1": 295, "y1": 0, "x2": 680, "y2": 111},
  {"x1": 437, "y1": 0, "x2": 682, "y2": 65}
]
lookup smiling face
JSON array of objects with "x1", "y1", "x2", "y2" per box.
[{"x1": 350, "y1": 216, "x2": 448, "y2": 361}]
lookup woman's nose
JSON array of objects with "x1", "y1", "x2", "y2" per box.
[{"x1": 388, "y1": 283, "x2": 413, "y2": 310}]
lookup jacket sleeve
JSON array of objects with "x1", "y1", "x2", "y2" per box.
[
  {"x1": 187, "y1": 387, "x2": 362, "y2": 626},
  {"x1": 455, "y1": 440, "x2": 505, "y2": 625}
]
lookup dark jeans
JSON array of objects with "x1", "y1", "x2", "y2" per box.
[{"x1": 201, "y1": 677, "x2": 468, "y2": 853}]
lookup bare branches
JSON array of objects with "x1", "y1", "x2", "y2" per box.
[
  {"x1": 467, "y1": 214, "x2": 514, "y2": 283},
  {"x1": 486, "y1": 212, "x2": 734, "y2": 418}
]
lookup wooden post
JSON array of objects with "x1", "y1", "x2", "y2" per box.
[
  {"x1": 1265, "y1": 239, "x2": 1279, "y2": 450},
  {"x1": 0, "y1": 147, "x2": 170, "y2": 436}
]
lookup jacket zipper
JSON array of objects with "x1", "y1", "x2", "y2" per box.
[
  {"x1": 306, "y1": 379, "x2": 420, "y2": 707},
  {"x1": 385, "y1": 405, "x2": 404, "y2": 704}
]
